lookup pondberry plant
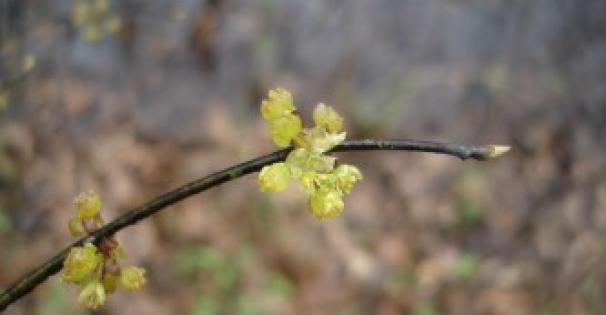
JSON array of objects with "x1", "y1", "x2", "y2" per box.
[
  {"x1": 258, "y1": 88, "x2": 363, "y2": 219},
  {"x1": 0, "y1": 88, "x2": 509, "y2": 311},
  {"x1": 62, "y1": 191, "x2": 145, "y2": 309}
]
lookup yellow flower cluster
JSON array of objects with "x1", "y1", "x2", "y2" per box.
[
  {"x1": 259, "y1": 88, "x2": 363, "y2": 219},
  {"x1": 63, "y1": 191, "x2": 146, "y2": 309},
  {"x1": 72, "y1": 0, "x2": 122, "y2": 42}
]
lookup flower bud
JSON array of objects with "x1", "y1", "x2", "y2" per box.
[
  {"x1": 297, "y1": 127, "x2": 345, "y2": 153},
  {"x1": 74, "y1": 190, "x2": 102, "y2": 219},
  {"x1": 120, "y1": 266, "x2": 146, "y2": 291},
  {"x1": 286, "y1": 148, "x2": 336, "y2": 176},
  {"x1": 299, "y1": 171, "x2": 318, "y2": 194},
  {"x1": 258, "y1": 162, "x2": 292, "y2": 192},
  {"x1": 68, "y1": 217, "x2": 86, "y2": 237},
  {"x1": 333, "y1": 164, "x2": 363, "y2": 194},
  {"x1": 261, "y1": 88, "x2": 295, "y2": 121},
  {"x1": 62, "y1": 243, "x2": 102, "y2": 284},
  {"x1": 309, "y1": 189, "x2": 344, "y2": 220},
  {"x1": 102, "y1": 273, "x2": 119, "y2": 294},
  {"x1": 78, "y1": 280, "x2": 106, "y2": 309},
  {"x1": 313, "y1": 103, "x2": 343, "y2": 133},
  {"x1": 269, "y1": 113, "x2": 302, "y2": 148}
]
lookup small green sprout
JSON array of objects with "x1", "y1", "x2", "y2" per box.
[{"x1": 258, "y1": 88, "x2": 363, "y2": 220}]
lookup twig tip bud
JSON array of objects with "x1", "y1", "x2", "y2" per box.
[{"x1": 488, "y1": 145, "x2": 511, "y2": 159}]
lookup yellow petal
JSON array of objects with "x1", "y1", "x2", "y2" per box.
[
  {"x1": 333, "y1": 164, "x2": 363, "y2": 194},
  {"x1": 120, "y1": 266, "x2": 146, "y2": 291},
  {"x1": 74, "y1": 190, "x2": 102, "y2": 219},
  {"x1": 313, "y1": 103, "x2": 343, "y2": 133},
  {"x1": 286, "y1": 148, "x2": 336, "y2": 176},
  {"x1": 78, "y1": 280, "x2": 106, "y2": 309},
  {"x1": 68, "y1": 217, "x2": 86, "y2": 237},
  {"x1": 258, "y1": 162, "x2": 292, "y2": 192},
  {"x1": 260, "y1": 87, "x2": 295, "y2": 121},
  {"x1": 309, "y1": 189, "x2": 344, "y2": 220},
  {"x1": 269, "y1": 113, "x2": 302, "y2": 148},
  {"x1": 102, "y1": 273, "x2": 119, "y2": 294},
  {"x1": 299, "y1": 127, "x2": 345, "y2": 153},
  {"x1": 62, "y1": 243, "x2": 102, "y2": 283}
]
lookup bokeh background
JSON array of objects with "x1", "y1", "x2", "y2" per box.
[{"x1": 1, "y1": 0, "x2": 606, "y2": 314}]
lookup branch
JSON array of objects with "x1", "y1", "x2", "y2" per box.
[{"x1": 0, "y1": 139, "x2": 508, "y2": 311}]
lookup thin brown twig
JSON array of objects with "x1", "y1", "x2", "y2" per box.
[{"x1": 0, "y1": 139, "x2": 508, "y2": 312}]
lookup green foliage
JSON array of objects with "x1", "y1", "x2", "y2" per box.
[
  {"x1": 265, "y1": 272, "x2": 295, "y2": 297},
  {"x1": 0, "y1": 142, "x2": 17, "y2": 185},
  {"x1": 253, "y1": 197, "x2": 276, "y2": 231},
  {"x1": 175, "y1": 246, "x2": 226, "y2": 278},
  {"x1": 453, "y1": 253, "x2": 481, "y2": 280},
  {"x1": 192, "y1": 296, "x2": 219, "y2": 315},
  {"x1": 37, "y1": 280, "x2": 84, "y2": 315},
  {"x1": 177, "y1": 245, "x2": 299, "y2": 315},
  {"x1": 413, "y1": 301, "x2": 440, "y2": 315},
  {"x1": 0, "y1": 89, "x2": 8, "y2": 111},
  {"x1": 383, "y1": 271, "x2": 417, "y2": 295},
  {"x1": 237, "y1": 296, "x2": 262, "y2": 315},
  {"x1": 176, "y1": 246, "x2": 249, "y2": 315},
  {"x1": 338, "y1": 304, "x2": 361, "y2": 315},
  {"x1": 458, "y1": 199, "x2": 484, "y2": 227},
  {"x1": 0, "y1": 208, "x2": 11, "y2": 233}
]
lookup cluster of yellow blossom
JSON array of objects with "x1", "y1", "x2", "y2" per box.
[
  {"x1": 258, "y1": 88, "x2": 363, "y2": 219},
  {"x1": 63, "y1": 191, "x2": 145, "y2": 309},
  {"x1": 72, "y1": 0, "x2": 122, "y2": 42}
]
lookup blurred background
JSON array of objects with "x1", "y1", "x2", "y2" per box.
[{"x1": 1, "y1": 0, "x2": 606, "y2": 314}]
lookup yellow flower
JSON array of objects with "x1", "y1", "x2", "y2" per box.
[
  {"x1": 269, "y1": 113, "x2": 302, "y2": 147},
  {"x1": 78, "y1": 280, "x2": 106, "y2": 309},
  {"x1": 62, "y1": 243, "x2": 103, "y2": 283},
  {"x1": 293, "y1": 168, "x2": 341, "y2": 197},
  {"x1": 68, "y1": 217, "x2": 86, "y2": 237},
  {"x1": 102, "y1": 273, "x2": 119, "y2": 294},
  {"x1": 74, "y1": 190, "x2": 102, "y2": 218},
  {"x1": 120, "y1": 266, "x2": 146, "y2": 291},
  {"x1": 286, "y1": 148, "x2": 336, "y2": 177},
  {"x1": 313, "y1": 103, "x2": 343, "y2": 133},
  {"x1": 258, "y1": 162, "x2": 292, "y2": 192},
  {"x1": 309, "y1": 189, "x2": 344, "y2": 220},
  {"x1": 333, "y1": 164, "x2": 363, "y2": 194},
  {"x1": 260, "y1": 88, "x2": 295, "y2": 121},
  {"x1": 298, "y1": 171, "x2": 318, "y2": 194},
  {"x1": 108, "y1": 243, "x2": 125, "y2": 260},
  {"x1": 257, "y1": 88, "x2": 363, "y2": 220},
  {"x1": 295, "y1": 127, "x2": 345, "y2": 153}
]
